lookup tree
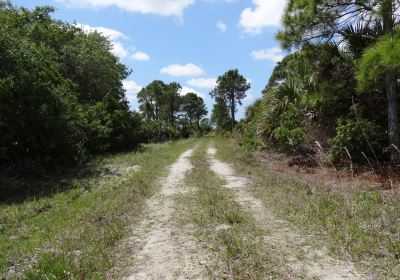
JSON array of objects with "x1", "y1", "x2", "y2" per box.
[
  {"x1": 200, "y1": 118, "x2": 213, "y2": 134},
  {"x1": 161, "y1": 82, "x2": 182, "y2": 125},
  {"x1": 0, "y1": 2, "x2": 141, "y2": 168},
  {"x1": 211, "y1": 97, "x2": 231, "y2": 131},
  {"x1": 211, "y1": 69, "x2": 250, "y2": 131},
  {"x1": 277, "y1": 0, "x2": 400, "y2": 164},
  {"x1": 180, "y1": 93, "x2": 208, "y2": 127},
  {"x1": 137, "y1": 80, "x2": 165, "y2": 121}
]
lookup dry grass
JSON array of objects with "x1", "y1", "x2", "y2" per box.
[
  {"x1": 179, "y1": 139, "x2": 289, "y2": 279},
  {"x1": 214, "y1": 137, "x2": 400, "y2": 279}
]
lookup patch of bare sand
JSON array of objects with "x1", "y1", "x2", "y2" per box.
[
  {"x1": 121, "y1": 149, "x2": 209, "y2": 280},
  {"x1": 207, "y1": 147, "x2": 365, "y2": 280}
]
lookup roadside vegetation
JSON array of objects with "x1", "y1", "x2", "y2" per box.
[
  {"x1": 235, "y1": 0, "x2": 400, "y2": 172},
  {"x1": 215, "y1": 137, "x2": 400, "y2": 278},
  {"x1": 0, "y1": 139, "x2": 195, "y2": 278},
  {"x1": 0, "y1": 1, "x2": 211, "y2": 179},
  {"x1": 2, "y1": 0, "x2": 400, "y2": 279}
]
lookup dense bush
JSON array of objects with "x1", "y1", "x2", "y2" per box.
[
  {"x1": 0, "y1": 3, "x2": 140, "y2": 169},
  {"x1": 273, "y1": 105, "x2": 306, "y2": 153},
  {"x1": 238, "y1": 42, "x2": 393, "y2": 165},
  {"x1": 234, "y1": 121, "x2": 262, "y2": 151},
  {"x1": 328, "y1": 117, "x2": 385, "y2": 163}
]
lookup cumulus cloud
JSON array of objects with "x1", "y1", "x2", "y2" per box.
[
  {"x1": 123, "y1": 80, "x2": 143, "y2": 109},
  {"x1": 75, "y1": 24, "x2": 128, "y2": 40},
  {"x1": 239, "y1": 0, "x2": 287, "y2": 35},
  {"x1": 187, "y1": 78, "x2": 217, "y2": 89},
  {"x1": 131, "y1": 51, "x2": 151, "y2": 61},
  {"x1": 251, "y1": 47, "x2": 285, "y2": 63},
  {"x1": 76, "y1": 23, "x2": 129, "y2": 59},
  {"x1": 217, "y1": 21, "x2": 227, "y2": 32},
  {"x1": 180, "y1": 87, "x2": 205, "y2": 99},
  {"x1": 57, "y1": 0, "x2": 195, "y2": 17},
  {"x1": 161, "y1": 63, "x2": 205, "y2": 77},
  {"x1": 110, "y1": 42, "x2": 129, "y2": 59}
]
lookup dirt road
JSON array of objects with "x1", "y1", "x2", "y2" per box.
[{"x1": 118, "y1": 146, "x2": 365, "y2": 279}]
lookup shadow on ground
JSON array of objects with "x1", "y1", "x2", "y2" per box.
[{"x1": 0, "y1": 146, "x2": 147, "y2": 205}]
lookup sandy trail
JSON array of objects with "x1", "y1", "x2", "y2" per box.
[
  {"x1": 124, "y1": 149, "x2": 208, "y2": 280},
  {"x1": 207, "y1": 147, "x2": 364, "y2": 280}
]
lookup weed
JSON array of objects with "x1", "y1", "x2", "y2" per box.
[
  {"x1": 214, "y1": 137, "x2": 400, "y2": 278},
  {"x1": 181, "y1": 140, "x2": 288, "y2": 279}
]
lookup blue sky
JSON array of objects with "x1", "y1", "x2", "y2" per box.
[{"x1": 13, "y1": 0, "x2": 287, "y2": 119}]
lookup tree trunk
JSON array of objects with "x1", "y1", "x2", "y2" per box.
[
  {"x1": 386, "y1": 71, "x2": 400, "y2": 164},
  {"x1": 383, "y1": 0, "x2": 400, "y2": 165},
  {"x1": 230, "y1": 95, "x2": 235, "y2": 132}
]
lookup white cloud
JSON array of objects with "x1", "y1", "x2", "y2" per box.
[
  {"x1": 57, "y1": 0, "x2": 195, "y2": 17},
  {"x1": 239, "y1": 0, "x2": 287, "y2": 35},
  {"x1": 251, "y1": 47, "x2": 284, "y2": 63},
  {"x1": 217, "y1": 21, "x2": 227, "y2": 32},
  {"x1": 76, "y1": 23, "x2": 129, "y2": 59},
  {"x1": 187, "y1": 78, "x2": 217, "y2": 89},
  {"x1": 123, "y1": 80, "x2": 142, "y2": 109},
  {"x1": 75, "y1": 23, "x2": 127, "y2": 40},
  {"x1": 111, "y1": 41, "x2": 129, "y2": 59},
  {"x1": 180, "y1": 87, "x2": 205, "y2": 99},
  {"x1": 161, "y1": 63, "x2": 205, "y2": 77},
  {"x1": 131, "y1": 51, "x2": 151, "y2": 61}
]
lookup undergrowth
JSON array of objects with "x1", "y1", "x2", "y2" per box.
[{"x1": 214, "y1": 137, "x2": 400, "y2": 279}]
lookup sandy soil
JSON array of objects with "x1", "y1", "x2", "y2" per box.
[
  {"x1": 207, "y1": 147, "x2": 365, "y2": 280},
  {"x1": 123, "y1": 149, "x2": 209, "y2": 280}
]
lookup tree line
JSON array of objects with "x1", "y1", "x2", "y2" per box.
[
  {"x1": 0, "y1": 1, "x2": 212, "y2": 171},
  {"x1": 137, "y1": 80, "x2": 211, "y2": 142},
  {"x1": 0, "y1": 1, "x2": 255, "y2": 173},
  {"x1": 235, "y1": 0, "x2": 400, "y2": 167},
  {"x1": 0, "y1": 1, "x2": 141, "y2": 169}
]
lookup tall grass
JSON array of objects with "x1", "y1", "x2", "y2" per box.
[{"x1": 214, "y1": 137, "x2": 400, "y2": 279}]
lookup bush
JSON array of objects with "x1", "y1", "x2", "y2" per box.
[
  {"x1": 273, "y1": 105, "x2": 306, "y2": 153},
  {"x1": 140, "y1": 121, "x2": 181, "y2": 143},
  {"x1": 328, "y1": 117, "x2": 385, "y2": 163},
  {"x1": 0, "y1": 3, "x2": 142, "y2": 169},
  {"x1": 234, "y1": 122, "x2": 263, "y2": 151}
]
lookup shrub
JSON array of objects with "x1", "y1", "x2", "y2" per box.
[
  {"x1": 273, "y1": 105, "x2": 306, "y2": 153},
  {"x1": 234, "y1": 122, "x2": 263, "y2": 151},
  {"x1": 328, "y1": 117, "x2": 385, "y2": 163}
]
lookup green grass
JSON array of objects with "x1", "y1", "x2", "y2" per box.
[
  {"x1": 180, "y1": 139, "x2": 288, "y2": 279},
  {"x1": 1, "y1": 139, "x2": 196, "y2": 279},
  {"x1": 214, "y1": 137, "x2": 400, "y2": 279}
]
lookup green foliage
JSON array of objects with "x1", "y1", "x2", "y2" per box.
[
  {"x1": 357, "y1": 32, "x2": 400, "y2": 92},
  {"x1": 277, "y1": 0, "x2": 392, "y2": 49},
  {"x1": 24, "y1": 253, "x2": 73, "y2": 279},
  {"x1": 211, "y1": 97, "x2": 231, "y2": 132},
  {"x1": 328, "y1": 117, "x2": 385, "y2": 162},
  {"x1": 271, "y1": 0, "x2": 399, "y2": 164},
  {"x1": 234, "y1": 121, "x2": 263, "y2": 152},
  {"x1": 0, "y1": 2, "x2": 141, "y2": 169},
  {"x1": 211, "y1": 69, "x2": 251, "y2": 130},
  {"x1": 273, "y1": 105, "x2": 306, "y2": 153},
  {"x1": 140, "y1": 121, "x2": 181, "y2": 143},
  {"x1": 199, "y1": 118, "x2": 213, "y2": 135},
  {"x1": 180, "y1": 92, "x2": 208, "y2": 128},
  {"x1": 240, "y1": 38, "x2": 393, "y2": 164},
  {"x1": 137, "y1": 82, "x2": 210, "y2": 141}
]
